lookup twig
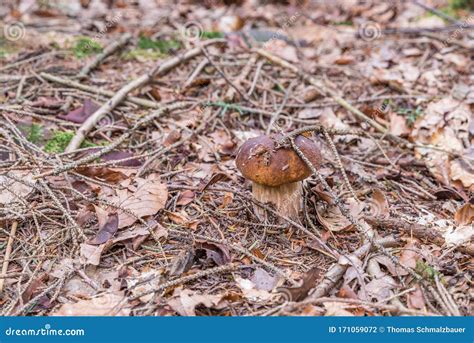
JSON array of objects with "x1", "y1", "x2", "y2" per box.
[
  {"x1": 266, "y1": 81, "x2": 293, "y2": 135},
  {"x1": 436, "y1": 273, "x2": 461, "y2": 316},
  {"x1": 255, "y1": 48, "x2": 403, "y2": 142},
  {"x1": 366, "y1": 217, "x2": 474, "y2": 256},
  {"x1": 182, "y1": 58, "x2": 208, "y2": 89},
  {"x1": 310, "y1": 236, "x2": 397, "y2": 299},
  {"x1": 168, "y1": 228, "x2": 298, "y2": 286},
  {"x1": 130, "y1": 263, "x2": 238, "y2": 300},
  {"x1": 39, "y1": 72, "x2": 161, "y2": 109},
  {"x1": 224, "y1": 53, "x2": 258, "y2": 102},
  {"x1": 66, "y1": 40, "x2": 222, "y2": 152},
  {"x1": 321, "y1": 126, "x2": 359, "y2": 202},
  {"x1": 412, "y1": 0, "x2": 462, "y2": 25},
  {"x1": 33, "y1": 102, "x2": 191, "y2": 179},
  {"x1": 286, "y1": 296, "x2": 439, "y2": 316},
  {"x1": 248, "y1": 60, "x2": 264, "y2": 97},
  {"x1": 200, "y1": 46, "x2": 256, "y2": 105},
  {"x1": 77, "y1": 33, "x2": 132, "y2": 78},
  {"x1": 288, "y1": 138, "x2": 424, "y2": 281},
  {"x1": 0, "y1": 221, "x2": 18, "y2": 294},
  {"x1": 421, "y1": 31, "x2": 474, "y2": 51},
  {"x1": 382, "y1": 24, "x2": 474, "y2": 35}
]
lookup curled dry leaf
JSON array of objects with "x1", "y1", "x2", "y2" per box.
[
  {"x1": 80, "y1": 243, "x2": 106, "y2": 266},
  {"x1": 397, "y1": 240, "x2": 419, "y2": 276},
  {"x1": 167, "y1": 211, "x2": 199, "y2": 230},
  {"x1": 364, "y1": 275, "x2": 397, "y2": 302},
  {"x1": 389, "y1": 112, "x2": 410, "y2": 137},
  {"x1": 220, "y1": 192, "x2": 234, "y2": 208},
  {"x1": 338, "y1": 285, "x2": 359, "y2": 300},
  {"x1": 323, "y1": 302, "x2": 354, "y2": 316},
  {"x1": 209, "y1": 130, "x2": 236, "y2": 155},
  {"x1": 76, "y1": 167, "x2": 128, "y2": 183},
  {"x1": 0, "y1": 171, "x2": 36, "y2": 204},
  {"x1": 411, "y1": 98, "x2": 471, "y2": 190},
  {"x1": 407, "y1": 285, "x2": 425, "y2": 310},
  {"x1": 311, "y1": 183, "x2": 334, "y2": 204},
  {"x1": 443, "y1": 225, "x2": 474, "y2": 246},
  {"x1": 250, "y1": 268, "x2": 280, "y2": 292},
  {"x1": 57, "y1": 99, "x2": 99, "y2": 123},
  {"x1": 316, "y1": 198, "x2": 365, "y2": 231},
  {"x1": 364, "y1": 189, "x2": 390, "y2": 219},
  {"x1": 116, "y1": 173, "x2": 168, "y2": 228},
  {"x1": 176, "y1": 190, "x2": 195, "y2": 206},
  {"x1": 51, "y1": 292, "x2": 129, "y2": 316},
  {"x1": 126, "y1": 269, "x2": 163, "y2": 303},
  {"x1": 88, "y1": 211, "x2": 118, "y2": 245},
  {"x1": 265, "y1": 39, "x2": 298, "y2": 63},
  {"x1": 454, "y1": 203, "x2": 474, "y2": 225},
  {"x1": 80, "y1": 223, "x2": 161, "y2": 265},
  {"x1": 276, "y1": 267, "x2": 319, "y2": 302},
  {"x1": 195, "y1": 240, "x2": 232, "y2": 266},
  {"x1": 167, "y1": 288, "x2": 227, "y2": 316},
  {"x1": 234, "y1": 276, "x2": 274, "y2": 302},
  {"x1": 450, "y1": 149, "x2": 474, "y2": 191},
  {"x1": 163, "y1": 129, "x2": 181, "y2": 147},
  {"x1": 169, "y1": 249, "x2": 195, "y2": 277},
  {"x1": 199, "y1": 172, "x2": 233, "y2": 192},
  {"x1": 22, "y1": 275, "x2": 48, "y2": 303}
]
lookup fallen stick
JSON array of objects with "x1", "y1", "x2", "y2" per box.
[
  {"x1": 40, "y1": 72, "x2": 161, "y2": 109},
  {"x1": 65, "y1": 39, "x2": 223, "y2": 152},
  {"x1": 309, "y1": 236, "x2": 398, "y2": 300},
  {"x1": 129, "y1": 263, "x2": 238, "y2": 300},
  {"x1": 182, "y1": 58, "x2": 208, "y2": 89},
  {"x1": 33, "y1": 101, "x2": 191, "y2": 179},
  {"x1": 255, "y1": 48, "x2": 401, "y2": 141},
  {"x1": 0, "y1": 221, "x2": 18, "y2": 294},
  {"x1": 224, "y1": 53, "x2": 258, "y2": 102},
  {"x1": 293, "y1": 296, "x2": 438, "y2": 316},
  {"x1": 412, "y1": 0, "x2": 462, "y2": 25},
  {"x1": 366, "y1": 217, "x2": 474, "y2": 256},
  {"x1": 77, "y1": 33, "x2": 132, "y2": 78}
]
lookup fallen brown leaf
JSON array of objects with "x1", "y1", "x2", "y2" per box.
[
  {"x1": 51, "y1": 292, "x2": 129, "y2": 316},
  {"x1": 454, "y1": 202, "x2": 474, "y2": 225},
  {"x1": 116, "y1": 173, "x2": 168, "y2": 228},
  {"x1": 195, "y1": 240, "x2": 232, "y2": 266},
  {"x1": 88, "y1": 211, "x2": 118, "y2": 245},
  {"x1": 167, "y1": 288, "x2": 227, "y2": 316},
  {"x1": 57, "y1": 99, "x2": 100, "y2": 123}
]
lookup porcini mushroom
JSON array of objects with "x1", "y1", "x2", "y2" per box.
[{"x1": 236, "y1": 134, "x2": 321, "y2": 221}]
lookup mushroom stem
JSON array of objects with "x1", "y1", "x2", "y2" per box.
[{"x1": 252, "y1": 182, "x2": 303, "y2": 221}]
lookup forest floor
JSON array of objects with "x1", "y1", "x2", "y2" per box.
[{"x1": 0, "y1": 0, "x2": 472, "y2": 316}]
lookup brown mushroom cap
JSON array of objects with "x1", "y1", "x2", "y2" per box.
[{"x1": 235, "y1": 134, "x2": 321, "y2": 187}]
